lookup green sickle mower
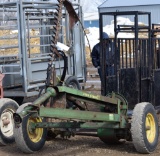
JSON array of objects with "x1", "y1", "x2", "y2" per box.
[
  {"x1": 13, "y1": 6, "x2": 160, "y2": 156},
  {"x1": 13, "y1": 78, "x2": 159, "y2": 154},
  {"x1": 13, "y1": 47, "x2": 159, "y2": 154}
]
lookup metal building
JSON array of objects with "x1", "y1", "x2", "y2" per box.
[
  {"x1": 84, "y1": 12, "x2": 99, "y2": 28},
  {"x1": 98, "y1": 0, "x2": 160, "y2": 25}
]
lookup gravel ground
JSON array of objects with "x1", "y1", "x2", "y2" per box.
[
  {"x1": 1, "y1": 66, "x2": 159, "y2": 156},
  {"x1": 0, "y1": 135, "x2": 160, "y2": 156}
]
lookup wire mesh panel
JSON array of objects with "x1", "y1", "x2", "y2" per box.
[{"x1": 0, "y1": 2, "x2": 22, "y2": 89}]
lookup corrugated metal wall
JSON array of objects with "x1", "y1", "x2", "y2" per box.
[{"x1": 99, "y1": 5, "x2": 160, "y2": 25}]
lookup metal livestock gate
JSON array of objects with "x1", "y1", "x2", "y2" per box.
[
  {"x1": 0, "y1": 1, "x2": 86, "y2": 100},
  {"x1": 99, "y1": 11, "x2": 160, "y2": 110}
]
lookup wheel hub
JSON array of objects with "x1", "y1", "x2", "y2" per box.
[
  {"x1": 27, "y1": 117, "x2": 43, "y2": 143},
  {"x1": 0, "y1": 110, "x2": 14, "y2": 137},
  {"x1": 145, "y1": 113, "x2": 156, "y2": 143},
  {"x1": 2, "y1": 117, "x2": 10, "y2": 126}
]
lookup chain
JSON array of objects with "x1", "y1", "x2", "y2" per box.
[{"x1": 50, "y1": 0, "x2": 64, "y2": 58}]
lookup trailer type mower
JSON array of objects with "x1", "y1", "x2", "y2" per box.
[{"x1": 13, "y1": 10, "x2": 160, "y2": 154}]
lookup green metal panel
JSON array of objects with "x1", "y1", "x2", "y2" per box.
[
  {"x1": 80, "y1": 122, "x2": 121, "y2": 129},
  {"x1": 57, "y1": 86, "x2": 118, "y2": 104},
  {"x1": 39, "y1": 107, "x2": 121, "y2": 122},
  {"x1": 35, "y1": 121, "x2": 121, "y2": 129},
  {"x1": 33, "y1": 87, "x2": 57, "y2": 106}
]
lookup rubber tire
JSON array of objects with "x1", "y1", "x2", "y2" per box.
[
  {"x1": 14, "y1": 105, "x2": 47, "y2": 153},
  {"x1": 65, "y1": 76, "x2": 81, "y2": 90},
  {"x1": 0, "y1": 98, "x2": 19, "y2": 145},
  {"x1": 131, "y1": 102, "x2": 159, "y2": 154},
  {"x1": 65, "y1": 76, "x2": 81, "y2": 109}
]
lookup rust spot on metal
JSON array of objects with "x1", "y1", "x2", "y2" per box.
[
  {"x1": 63, "y1": 0, "x2": 79, "y2": 29},
  {"x1": 93, "y1": 114, "x2": 97, "y2": 118},
  {"x1": 0, "y1": 73, "x2": 4, "y2": 99}
]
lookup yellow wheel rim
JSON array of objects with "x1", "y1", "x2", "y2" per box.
[
  {"x1": 145, "y1": 113, "x2": 156, "y2": 143},
  {"x1": 27, "y1": 117, "x2": 43, "y2": 143}
]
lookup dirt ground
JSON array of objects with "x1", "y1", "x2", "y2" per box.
[
  {"x1": 1, "y1": 66, "x2": 160, "y2": 156},
  {"x1": 0, "y1": 136, "x2": 160, "y2": 156}
]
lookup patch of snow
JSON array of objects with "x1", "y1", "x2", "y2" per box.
[
  {"x1": 56, "y1": 42, "x2": 70, "y2": 51},
  {"x1": 85, "y1": 17, "x2": 144, "y2": 49}
]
